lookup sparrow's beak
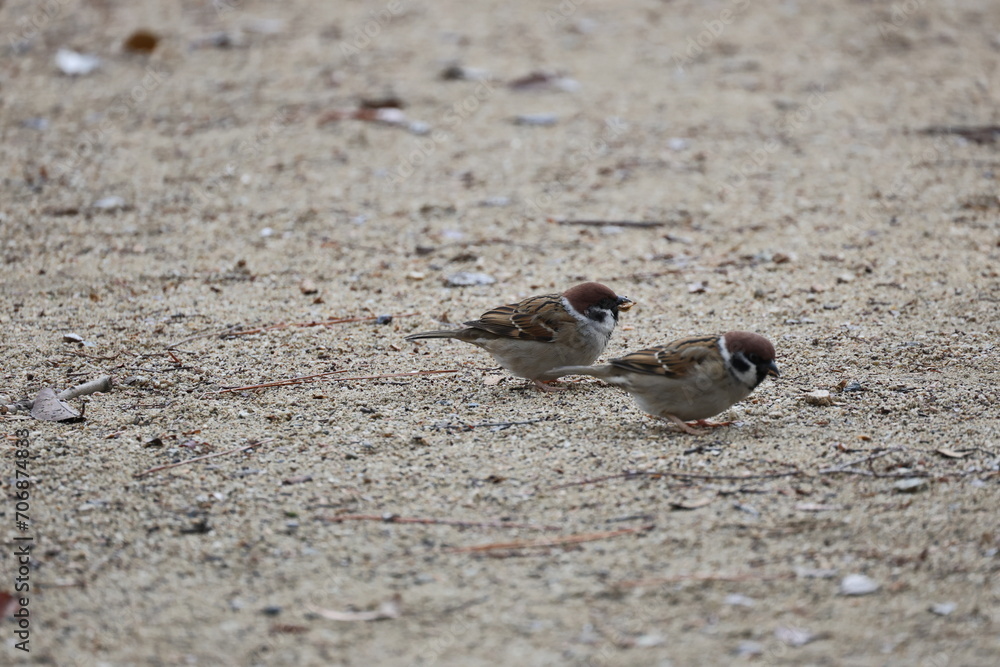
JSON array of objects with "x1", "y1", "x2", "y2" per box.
[
  {"x1": 766, "y1": 361, "x2": 780, "y2": 378},
  {"x1": 617, "y1": 296, "x2": 634, "y2": 312}
]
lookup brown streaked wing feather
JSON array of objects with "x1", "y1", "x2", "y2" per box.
[
  {"x1": 610, "y1": 336, "x2": 720, "y2": 377},
  {"x1": 465, "y1": 294, "x2": 569, "y2": 342}
]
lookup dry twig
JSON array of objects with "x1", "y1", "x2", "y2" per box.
[
  {"x1": 818, "y1": 447, "x2": 907, "y2": 476},
  {"x1": 226, "y1": 313, "x2": 417, "y2": 337},
  {"x1": 133, "y1": 439, "x2": 272, "y2": 478},
  {"x1": 319, "y1": 514, "x2": 562, "y2": 531},
  {"x1": 549, "y1": 468, "x2": 802, "y2": 490},
  {"x1": 612, "y1": 571, "x2": 794, "y2": 589},
  {"x1": 556, "y1": 219, "x2": 665, "y2": 228},
  {"x1": 207, "y1": 369, "x2": 457, "y2": 395},
  {"x1": 445, "y1": 524, "x2": 653, "y2": 554}
]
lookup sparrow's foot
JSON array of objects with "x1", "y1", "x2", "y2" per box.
[
  {"x1": 693, "y1": 419, "x2": 733, "y2": 428},
  {"x1": 531, "y1": 379, "x2": 567, "y2": 393},
  {"x1": 657, "y1": 414, "x2": 707, "y2": 435}
]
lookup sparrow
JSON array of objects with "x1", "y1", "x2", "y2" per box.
[
  {"x1": 552, "y1": 331, "x2": 778, "y2": 433},
  {"x1": 405, "y1": 282, "x2": 634, "y2": 391}
]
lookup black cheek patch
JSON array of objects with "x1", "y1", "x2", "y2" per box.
[
  {"x1": 586, "y1": 308, "x2": 609, "y2": 323},
  {"x1": 730, "y1": 354, "x2": 751, "y2": 375}
]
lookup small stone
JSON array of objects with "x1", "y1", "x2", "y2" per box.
[
  {"x1": 63, "y1": 333, "x2": 85, "y2": 344},
  {"x1": 929, "y1": 602, "x2": 957, "y2": 616},
  {"x1": 375, "y1": 314, "x2": 393, "y2": 325},
  {"x1": 723, "y1": 593, "x2": 756, "y2": 607},
  {"x1": 634, "y1": 633, "x2": 665, "y2": 648},
  {"x1": 93, "y1": 196, "x2": 127, "y2": 210},
  {"x1": 894, "y1": 478, "x2": 928, "y2": 493},
  {"x1": 733, "y1": 641, "x2": 763, "y2": 656},
  {"x1": 512, "y1": 113, "x2": 558, "y2": 126},
  {"x1": 261, "y1": 605, "x2": 282, "y2": 616},
  {"x1": 842, "y1": 380, "x2": 863, "y2": 392},
  {"x1": 802, "y1": 389, "x2": 834, "y2": 406},
  {"x1": 443, "y1": 272, "x2": 496, "y2": 287},
  {"x1": 840, "y1": 573, "x2": 879, "y2": 596},
  {"x1": 56, "y1": 49, "x2": 100, "y2": 75},
  {"x1": 775, "y1": 626, "x2": 817, "y2": 647}
]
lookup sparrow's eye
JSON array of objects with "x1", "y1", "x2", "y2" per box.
[{"x1": 746, "y1": 353, "x2": 761, "y2": 365}]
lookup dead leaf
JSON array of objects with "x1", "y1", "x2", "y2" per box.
[
  {"x1": 124, "y1": 29, "x2": 160, "y2": 53},
  {"x1": 309, "y1": 594, "x2": 401, "y2": 622},
  {"x1": 30, "y1": 388, "x2": 80, "y2": 422},
  {"x1": 670, "y1": 497, "x2": 713, "y2": 510},
  {"x1": 935, "y1": 448, "x2": 969, "y2": 459}
]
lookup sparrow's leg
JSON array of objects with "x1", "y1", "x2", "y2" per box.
[{"x1": 657, "y1": 414, "x2": 707, "y2": 435}]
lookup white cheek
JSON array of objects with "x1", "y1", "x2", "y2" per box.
[{"x1": 590, "y1": 312, "x2": 616, "y2": 337}]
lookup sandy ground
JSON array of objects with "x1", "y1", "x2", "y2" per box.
[{"x1": 2, "y1": 0, "x2": 999, "y2": 664}]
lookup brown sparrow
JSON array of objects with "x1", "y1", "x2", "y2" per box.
[
  {"x1": 552, "y1": 331, "x2": 778, "y2": 433},
  {"x1": 405, "y1": 282, "x2": 634, "y2": 391}
]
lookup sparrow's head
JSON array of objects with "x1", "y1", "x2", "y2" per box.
[
  {"x1": 562, "y1": 282, "x2": 634, "y2": 323},
  {"x1": 721, "y1": 331, "x2": 779, "y2": 389}
]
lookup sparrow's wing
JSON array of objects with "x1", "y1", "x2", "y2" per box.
[
  {"x1": 465, "y1": 294, "x2": 572, "y2": 342},
  {"x1": 610, "y1": 336, "x2": 721, "y2": 377}
]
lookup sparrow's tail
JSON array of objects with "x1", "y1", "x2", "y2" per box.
[
  {"x1": 549, "y1": 364, "x2": 614, "y2": 379},
  {"x1": 404, "y1": 330, "x2": 461, "y2": 342}
]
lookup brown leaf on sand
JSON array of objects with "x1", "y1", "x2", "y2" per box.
[
  {"x1": 124, "y1": 29, "x2": 159, "y2": 54},
  {"x1": 309, "y1": 594, "x2": 402, "y2": 622},
  {"x1": 30, "y1": 388, "x2": 81, "y2": 422}
]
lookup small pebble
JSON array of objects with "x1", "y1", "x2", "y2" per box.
[
  {"x1": 723, "y1": 593, "x2": 756, "y2": 607},
  {"x1": 840, "y1": 573, "x2": 879, "y2": 596},
  {"x1": 93, "y1": 196, "x2": 127, "y2": 210},
  {"x1": 375, "y1": 314, "x2": 393, "y2": 325},
  {"x1": 444, "y1": 272, "x2": 496, "y2": 287},
  {"x1": 929, "y1": 602, "x2": 956, "y2": 616},
  {"x1": 513, "y1": 113, "x2": 558, "y2": 126},
  {"x1": 894, "y1": 478, "x2": 928, "y2": 493},
  {"x1": 802, "y1": 390, "x2": 834, "y2": 406}
]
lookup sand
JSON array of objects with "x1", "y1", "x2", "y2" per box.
[{"x1": 1, "y1": 0, "x2": 998, "y2": 664}]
